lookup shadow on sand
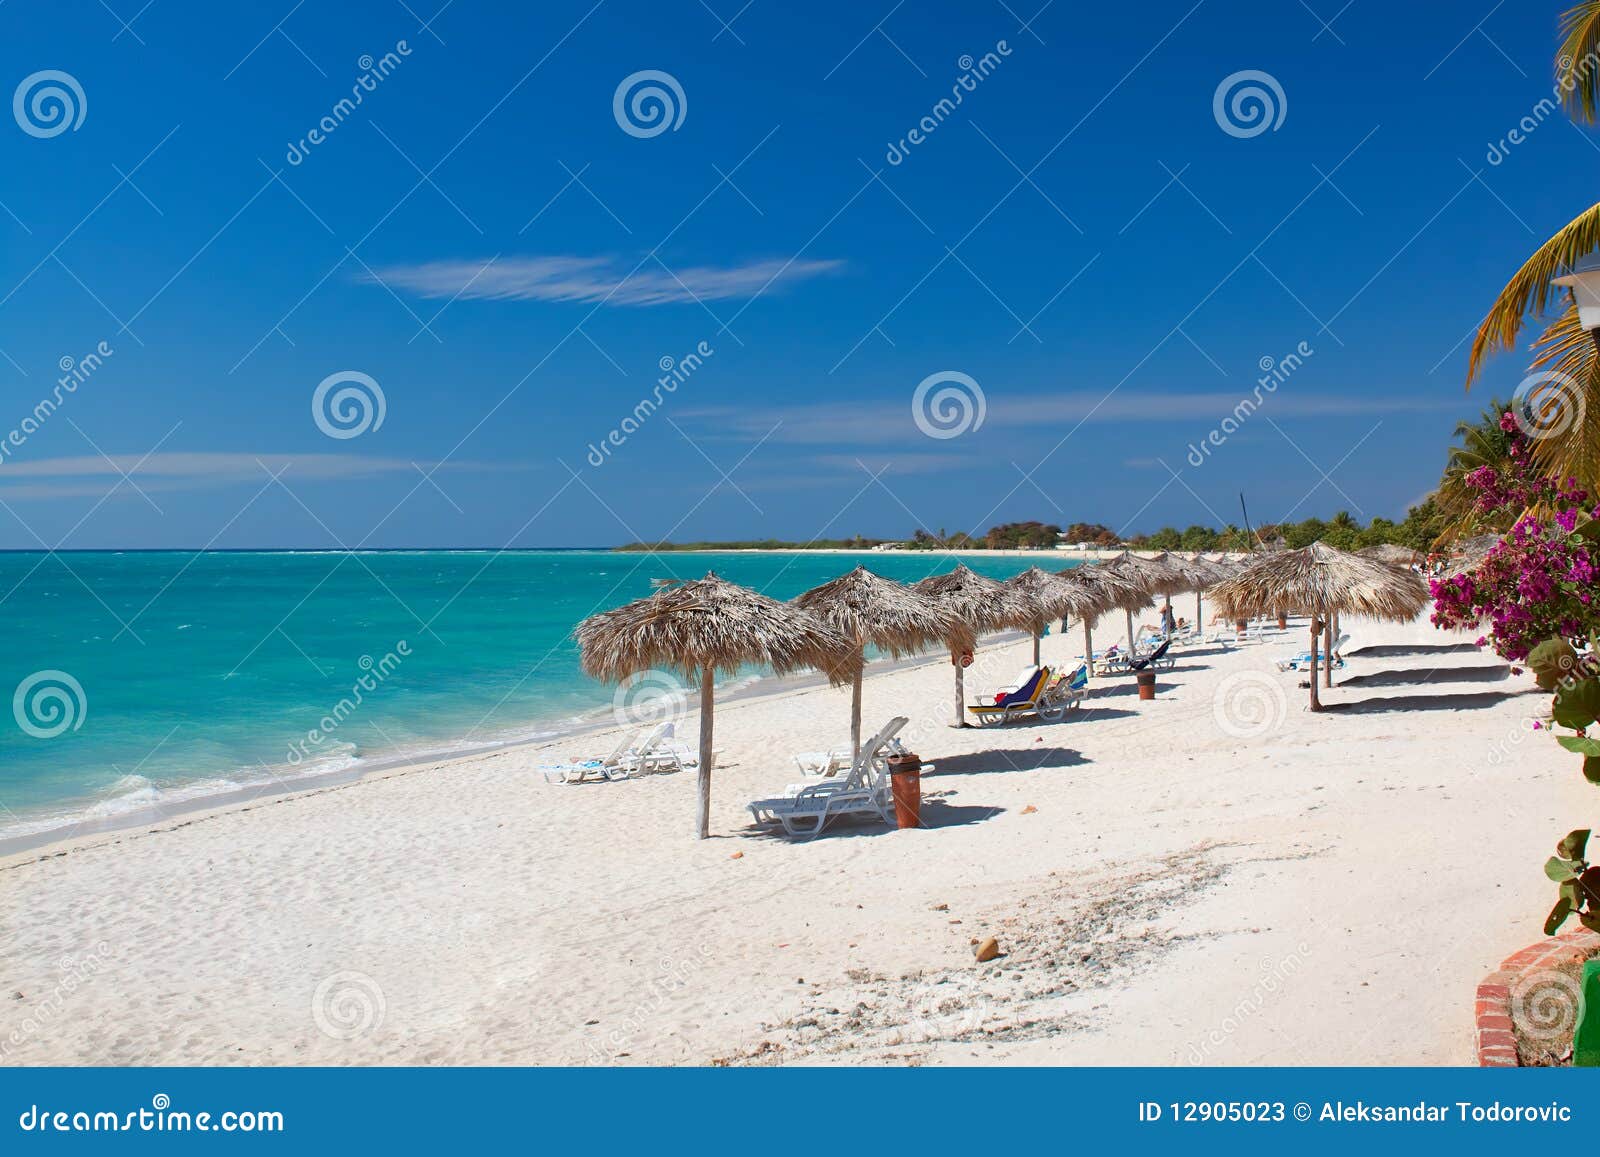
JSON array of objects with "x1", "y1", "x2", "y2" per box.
[
  {"x1": 1083, "y1": 681, "x2": 1182, "y2": 700},
  {"x1": 928, "y1": 747, "x2": 1088, "y2": 775},
  {"x1": 915, "y1": 798, "x2": 1009, "y2": 829},
  {"x1": 742, "y1": 797, "x2": 1005, "y2": 841},
  {"x1": 1339, "y1": 664, "x2": 1510, "y2": 688},
  {"x1": 1323, "y1": 690, "x2": 1531, "y2": 714},
  {"x1": 1348, "y1": 642, "x2": 1481, "y2": 659}
]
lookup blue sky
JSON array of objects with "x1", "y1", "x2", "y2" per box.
[{"x1": 0, "y1": 0, "x2": 1590, "y2": 548}]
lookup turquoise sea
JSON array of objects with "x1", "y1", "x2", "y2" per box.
[{"x1": 0, "y1": 550, "x2": 1064, "y2": 842}]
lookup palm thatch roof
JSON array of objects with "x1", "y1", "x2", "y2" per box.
[
  {"x1": 578, "y1": 573, "x2": 861, "y2": 839},
  {"x1": 1358, "y1": 543, "x2": 1424, "y2": 569},
  {"x1": 1444, "y1": 533, "x2": 1502, "y2": 577},
  {"x1": 577, "y1": 572, "x2": 857, "y2": 685},
  {"x1": 912, "y1": 564, "x2": 1035, "y2": 634},
  {"x1": 794, "y1": 565, "x2": 972, "y2": 655},
  {"x1": 1064, "y1": 562, "x2": 1150, "y2": 613},
  {"x1": 915, "y1": 564, "x2": 1036, "y2": 727},
  {"x1": 1209, "y1": 542, "x2": 1428, "y2": 623},
  {"x1": 1100, "y1": 551, "x2": 1191, "y2": 598},
  {"x1": 1003, "y1": 566, "x2": 1101, "y2": 628},
  {"x1": 1152, "y1": 551, "x2": 1227, "y2": 592}
]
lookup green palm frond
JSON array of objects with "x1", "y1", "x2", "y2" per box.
[
  {"x1": 1466, "y1": 201, "x2": 1600, "y2": 385},
  {"x1": 1559, "y1": 2, "x2": 1600, "y2": 122},
  {"x1": 1525, "y1": 301, "x2": 1600, "y2": 487},
  {"x1": 1434, "y1": 397, "x2": 1515, "y2": 537}
]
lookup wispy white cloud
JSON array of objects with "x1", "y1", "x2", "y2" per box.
[
  {"x1": 0, "y1": 453, "x2": 522, "y2": 499},
  {"x1": 736, "y1": 451, "x2": 972, "y2": 490},
  {"x1": 679, "y1": 390, "x2": 1463, "y2": 445},
  {"x1": 362, "y1": 255, "x2": 845, "y2": 306}
]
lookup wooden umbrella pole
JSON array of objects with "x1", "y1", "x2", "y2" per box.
[
  {"x1": 1323, "y1": 617, "x2": 1334, "y2": 689},
  {"x1": 1083, "y1": 620, "x2": 1094, "y2": 684},
  {"x1": 850, "y1": 663, "x2": 864, "y2": 763},
  {"x1": 1308, "y1": 618, "x2": 1322, "y2": 712},
  {"x1": 697, "y1": 667, "x2": 715, "y2": 839},
  {"x1": 1195, "y1": 591, "x2": 1203, "y2": 633},
  {"x1": 1126, "y1": 609, "x2": 1135, "y2": 652},
  {"x1": 1331, "y1": 610, "x2": 1341, "y2": 685},
  {"x1": 953, "y1": 651, "x2": 965, "y2": 727}
]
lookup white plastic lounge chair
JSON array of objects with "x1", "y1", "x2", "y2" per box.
[
  {"x1": 1091, "y1": 646, "x2": 1132, "y2": 675},
  {"x1": 540, "y1": 729, "x2": 640, "y2": 784},
  {"x1": 1275, "y1": 633, "x2": 1350, "y2": 672},
  {"x1": 774, "y1": 718, "x2": 913, "y2": 800},
  {"x1": 792, "y1": 746, "x2": 851, "y2": 777},
  {"x1": 618, "y1": 721, "x2": 692, "y2": 775},
  {"x1": 969, "y1": 665, "x2": 1085, "y2": 725},
  {"x1": 749, "y1": 717, "x2": 911, "y2": 839},
  {"x1": 633, "y1": 721, "x2": 711, "y2": 774}
]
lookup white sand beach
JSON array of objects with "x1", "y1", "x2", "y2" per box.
[{"x1": 1, "y1": 610, "x2": 1583, "y2": 1066}]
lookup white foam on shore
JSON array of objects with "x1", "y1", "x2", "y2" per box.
[{"x1": 0, "y1": 652, "x2": 896, "y2": 850}]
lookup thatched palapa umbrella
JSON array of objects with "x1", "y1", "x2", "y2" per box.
[
  {"x1": 1100, "y1": 552, "x2": 1190, "y2": 649},
  {"x1": 1358, "y1": 543, "x2": 1424, "y2": 570},
  {"x1": 1063, "y1": 563, "x2": 1147, "y2": 677},
  {"x1": 1003, "y1": 566, "x2": 1100, "y2": 667},
  {"x1": 1445, "y1": 533, "x2": 1501, "y2": 578},
  {"x1": 914, "y1": 564, "x2": 1035, "y2": 727},
  {"x1": 1168, "y1": 554, "x2": 1230, "y2": 632},
  {"x1": 578, "y1": 573, "x2": 857, "y2": 839},
  {"x1": 795, "y1": 566, "x2": 971, "y2": 761},
  {"x1": 1210, "y1": 542, "x2": 1428, "y2": 711}
]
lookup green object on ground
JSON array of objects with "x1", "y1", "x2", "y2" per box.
[{"x1": 1576, "y1": 959, "x2": 1600, "y2": 1067}]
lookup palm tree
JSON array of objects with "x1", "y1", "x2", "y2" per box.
[
  {"x1": 1434, "y1": 398, "x2": 1518, "y2": 536},
  {"x1": 1466, "y1": 4, "x2": 1600, "y2": 487}
]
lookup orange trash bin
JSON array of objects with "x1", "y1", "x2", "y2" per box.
[{"x1": 887, "y1": 751, "x2": 923, "y2": 829}]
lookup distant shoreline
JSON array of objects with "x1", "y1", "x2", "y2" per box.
[
  {"x1": 612, "y1": 546, "x2": 1251, "y2": 560},
  {"x1": 0, "y1": 546, "x2": 1230, "y2": 559}
]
